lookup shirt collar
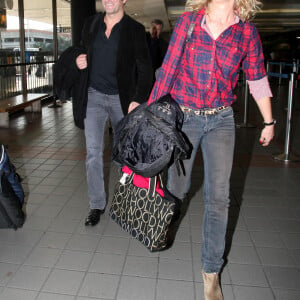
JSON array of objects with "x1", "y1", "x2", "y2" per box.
[{"x1": 201, "y1": 13, "x2": 240, "y2": 27}]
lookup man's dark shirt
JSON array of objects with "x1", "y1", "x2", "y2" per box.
[{"x1": 89, "y1": 15, "x2": 123, "y2": 95}]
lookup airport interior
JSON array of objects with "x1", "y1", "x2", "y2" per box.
[{"x1": 0, "y1": 0, "x2": 300, "y2": 299}]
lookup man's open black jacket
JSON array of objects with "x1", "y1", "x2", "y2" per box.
[{"x1": 54, "y1": 12, "x2": 153, "y2": 129}]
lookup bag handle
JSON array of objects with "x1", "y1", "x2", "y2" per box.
[
  {"x1": 123, "y1": 170, "x2": 163, "y2": 198},
  {"x1": 148, "y1": 174, "x2": 163, "y2": 198}
]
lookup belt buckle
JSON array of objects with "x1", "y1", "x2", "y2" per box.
[{"x1": 206, "y1": 109, "x2": 215, "y2": 115}]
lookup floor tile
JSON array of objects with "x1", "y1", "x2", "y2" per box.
[
  {"x1": 42, "y1": 269, "x2": 85, "y2": 295},
  {"x1": 273, "y1": 289, "x2": 300, "y2": 300},
  {"x1": 123, "y1": 256, "x2": 158, "y2": 278},
  {"x1": 36, "y1": 293, "x2": 75, "y2": 300},
  {"x1": 256, "y1": 247, "x2": 295, "y2": 267},
  {"x1": 117, "y1": 276, "x2": 156, "y2": 300},
  {"x1": 156, "y1": 279, "x2": 195, "y2": 300},
  {"x1": 230, "y1": 230, "x2": 253, "y2": 247},
  {"x1": 264, "y1": 266, "x2": 300, "y2": 290},
  {"x1": 22, "y1": 215, "x2": 53, "y2": 231},
  {"x1": 65, "y1": 234, "x2": 100, "y2": 252},
  {"x1": 159, "y1": 242, "x2": 192, "y2": 260},
  {"x1": 78, "y1": 273, "x2": 119, "y2": 299},
  {"x1": 88, "y1": 253, "x2": 125, "y2": 275},
  {"x1": 245, "y1": 217, "x2": 278, "y2": 232},
  {"x1": 55, "y1": 250, "x2": 93, "y2": 271},
  {"x1": 233, "y1": 285, "x2": 274, "y2": 300},
  {"x1": 0, "y1": 263, "x2": 20, "y2": 286},
  {"x1": 0, "y1": 229, "x2": 43, "y2": 246},
  {"x1": 33, "y1": 203, "x2": 63, "y2": 218},
  {"x1": 250, "y1": 231, "x2": 285, "y2": 248},
  {"x1": 158, "y1": 258, "x2": 193, "y2": 281},
  {"x1": 227, "y1": 245, "x2": 260, "y2": 265},
  {"x1": 0, "y1": 287, "x2": 38, "y2": 300},
  {"x1": 280, "y1": 233, "x2": 300, "y2": 249},
  {"x1": 127, "y1": 239, "x2": 159, "y2": 258},
  {"x1": 37, "y1": 231, "x2": 72, "y2": 249},
  {"x1": 228, "y1": 263, "x2": 269, "y2": 287},
  {"x1": 0, "y1": 244, "x2": 33, "y2": 264},
  {"x1": 24, "y1": 247, "x2": 61, "y2": 267},
  {"x1": 47, "y1": 218, "x2": 80, "y2": 233},
  {"x1": 96, "y1": 236, "x2": 130, "y2": 255},
  {"x1": 7, "y1": 265, "x2": 51, "y2": 290}
]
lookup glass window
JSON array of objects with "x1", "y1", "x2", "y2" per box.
[
  {"x1": 0, "y1": 2, "x2": 20, "y2": 98},
  {"x1": 57, "y1": 0, "x2": 71, "y2": 54}
]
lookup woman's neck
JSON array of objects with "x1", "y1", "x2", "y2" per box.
[{"x1": 206, "y1": 1, "x2": 235, "y2": 24}]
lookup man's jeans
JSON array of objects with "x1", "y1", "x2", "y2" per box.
[
  {"x1": 84, "y1": 87, "x2": 124, "y2": 210},
  {"x1": 167, "y1": 107, "x2": 235, "y2": 273}
]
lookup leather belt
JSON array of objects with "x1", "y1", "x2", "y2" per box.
[{"x1": 180, "y1": 105, "x2": 228, "y2": 116}]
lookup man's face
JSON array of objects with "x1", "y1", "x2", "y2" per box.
[
  {"x1": 102, "y1": 0, "x2": 126, "y2": 16},
  {"x1": 151, "y1": 23, "x2": 162, "y2": 37}
]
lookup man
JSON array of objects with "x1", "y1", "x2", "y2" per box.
[
  {"x1": 146, "y1": 19, "x2": 168, "y2": 84},
  {"x1": 148, "y1": 0, "x2": 274, "y2": 299},
  {"x1": 151, "y1": 19, "x2": 163, "y2": 38},
  {"x1": 76, "y1": 0, "x2": 153, "y2": 226},
  {"x1": 35, "y1": 47, "x2": 46, "y2": 77}
]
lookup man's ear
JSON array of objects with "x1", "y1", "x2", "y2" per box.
[{"x1": 123, "y1": 0, "x2": 127, "y2": 5}]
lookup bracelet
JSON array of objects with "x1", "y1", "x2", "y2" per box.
[{"x1": 263, "y1": 119, "x2": 276, "y2": 126}]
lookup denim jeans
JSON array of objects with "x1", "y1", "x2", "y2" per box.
[
  {"x1": 84, "y1": 87, "x2": 124, "y2": 210},
  {"x1": 167, "y1": 107, "x2": 235, "y2": 273}
]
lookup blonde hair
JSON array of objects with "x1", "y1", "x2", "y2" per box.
[{"x1": 185, "y1": 0, "x2": 262, "y2": 21}]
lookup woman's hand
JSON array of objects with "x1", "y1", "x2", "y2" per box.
[
  {"x1": 259, "y1": 125, "x2": 275, "y2": 146},
  {"x1": 128, "y1": 101, "x2": 140, "y2": 113}
]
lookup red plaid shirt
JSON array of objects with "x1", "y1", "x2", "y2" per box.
[{"x1": 148, "y1": 9, "x2": 267, "y2": 109}]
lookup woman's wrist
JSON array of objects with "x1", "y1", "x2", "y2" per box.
[{"x1": 263, "y1": 119, "x2": 276, "y2": 126}]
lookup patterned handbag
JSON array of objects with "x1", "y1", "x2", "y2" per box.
[{"x1": 109, "y1": 171, "x2": 179, "y2": 252}]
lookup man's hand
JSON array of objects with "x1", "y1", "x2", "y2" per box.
[
  {"x1": 128, "y1": 101, "x2": 140, "y2": 113},
  {"x1": 259, "y1": 125, "x2": 274, "y2": 146},
  {"x1": 76, "y1": 54, "x2": 87, "y2": 70}
]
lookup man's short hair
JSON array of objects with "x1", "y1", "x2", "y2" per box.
[{"x1": 151, "y1": 19, "x2": 164, "y2": 28}]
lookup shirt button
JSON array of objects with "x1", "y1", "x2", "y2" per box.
[{"x1": 207, "y1": 85, "x2": 209, "y2": 88}]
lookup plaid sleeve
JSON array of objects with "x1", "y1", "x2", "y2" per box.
[
  {"x1": 148, "y1": 13, "x2": 192, "y2": 103},
  {"x1": 242, "y1": 23, "x2": 266, "y2": 81}
]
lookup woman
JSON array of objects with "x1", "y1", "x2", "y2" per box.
[{"x1": 148, "y1": 0, "x2": 274, "y2": 299}]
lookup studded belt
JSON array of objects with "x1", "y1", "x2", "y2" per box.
[{"x1": 180, "y1": 105, "x2": 229, "y2": 116}]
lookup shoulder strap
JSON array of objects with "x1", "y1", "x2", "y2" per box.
[{"x1": 186, "y1": 12, "x2": 198, "y2": 43}]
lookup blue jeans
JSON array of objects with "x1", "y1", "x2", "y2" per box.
[
  {"x1": 167, "y1": 107, "x2": 235, "y2": 273},
  {"x1": 84, "y1": 87, "x2": 124, "y2": 210}
]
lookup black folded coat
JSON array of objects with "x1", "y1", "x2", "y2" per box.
[{"x1": 113, "y1": 94, "x2": 192, "y2": 178}]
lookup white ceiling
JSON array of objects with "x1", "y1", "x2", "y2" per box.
[
  {"x1": 4, "y1": 0, "x2": 300, "y2": 34},
  {"x1": 5, "y1": 0, "x2": 170, "y2": 32},
  {"x1": 108, "y1": 0, "x2": 170, "y2": 31}
]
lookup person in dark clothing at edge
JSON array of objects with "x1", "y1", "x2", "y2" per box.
[
  {"x1": 146, "y1": 19, "x2": 169, "y2": 85},
  {"x1": 76, "y1": 0, "x2": 153, "y2": 226},
  {"x1": 148, "y1": 0, "x2": 275, "y2": 299}
]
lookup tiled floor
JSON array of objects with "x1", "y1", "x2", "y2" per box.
[{"x1": 0, "y1": 81, "x2": 299, "y2": 300}]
